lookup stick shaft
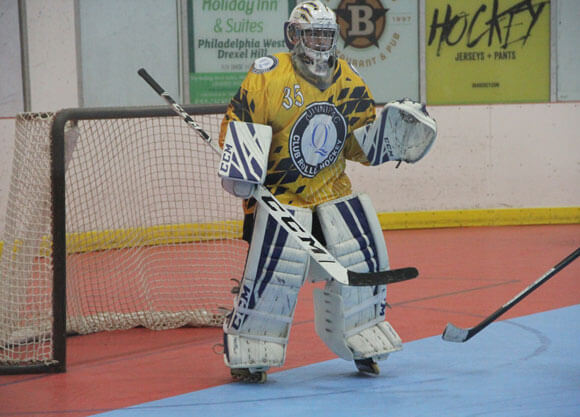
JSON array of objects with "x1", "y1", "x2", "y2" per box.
[
  {"x1": 137, "y1": 68, "x2": 215, "y2": 149},
  {"x1": 474, "y1": 247, "x2": 579, "y2": 330},
  {"x1": 443, "y1": 247, "x2": 580, "y2": 342}
]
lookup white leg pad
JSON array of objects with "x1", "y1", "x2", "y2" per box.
[
  {"x1": 223, "y1": 204, "x2": 312, "y2": 369},
  {"x1": 312, "y1": 193, "x2": 402, "y2": 361}
]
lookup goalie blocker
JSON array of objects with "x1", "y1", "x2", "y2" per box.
[{"x1": 219, "y1": 121, "x2": 272, "y2": 199}]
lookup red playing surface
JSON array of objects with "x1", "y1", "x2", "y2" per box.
[{"x1": 1, "y1": 224, "x2": 579, "y2": 417}]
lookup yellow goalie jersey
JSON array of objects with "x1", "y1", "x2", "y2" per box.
[{"x1": 219, "y1": 52, "x2": 376, "y2": 212}]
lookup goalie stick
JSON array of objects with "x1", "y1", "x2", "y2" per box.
[
  {"x1": 137, "y1": 68, "x2": 418, "y2": 287},
  {"x1": 442, "y1": 247, "x2": 580, "y2": 343}
]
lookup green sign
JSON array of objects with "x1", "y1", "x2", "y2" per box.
[{"x1": 188, "y1": 1, "x2": 293, "y2": 104}]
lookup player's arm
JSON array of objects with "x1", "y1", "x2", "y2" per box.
[
  {"x1": 218, "y1": 58, "x2": 272, "y2": 148},
  {"x1": 353, "y1": 99, "x2": 437, "y2": 165},
  {"x1": 218, "y1": 86, "x2": 258, "y2": 149}
]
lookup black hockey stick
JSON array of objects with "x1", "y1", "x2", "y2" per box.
[
  {"x1": 442, "y1": 247, "x2": 580, "y2": 343},
  {"x1": 137, "y1": 68, "x2": 418, "y2": 287}
]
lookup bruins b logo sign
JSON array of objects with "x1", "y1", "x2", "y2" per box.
[{"x1": 335, "y1": 0, "x2": 389, "y2": 48}]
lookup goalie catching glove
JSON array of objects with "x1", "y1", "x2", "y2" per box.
[
  {"x1": 219, "y1": 121, "x2": 272, "y2": 198},
  {"x1": 354, "y1": 99, "x2": 437, "y2": 165}
]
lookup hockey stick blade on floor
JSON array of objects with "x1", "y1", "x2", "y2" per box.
[
  {"x1": 442, "y1": 247, "x2": 580, "y2": 343},
  {"x1": 138, "y1": 68, "x2": 418, "y2": 287}
]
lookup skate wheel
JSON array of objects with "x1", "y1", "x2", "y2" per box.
[
  {"x1": 231, "y1": 368, "x2": 267, "y2": 383},
  {"x1": 354, "y1": 358, "x2": 380, "y2": 375}
]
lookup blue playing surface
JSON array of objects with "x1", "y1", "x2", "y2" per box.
[{"x1": 94, "y1": 305, "x2": 580, "y2": 417}]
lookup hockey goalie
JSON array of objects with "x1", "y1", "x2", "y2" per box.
[{"x1": 217, "y1": 1, "x2": 437, "y2": 383}]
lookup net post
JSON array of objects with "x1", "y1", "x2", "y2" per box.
[{"x1": 50, "y1": 110, "x2": 70, "y2": 372}]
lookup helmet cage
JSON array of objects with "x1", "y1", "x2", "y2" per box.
[
  {"x1": 284, "y1": 21, "x2": 339, "y2": 85},
  {"x1": 285, "y1": 21, "x2": 338, "y2": 53},
  {"x1": 284, "y1": 1, "x2": 339, "y2": 88}
]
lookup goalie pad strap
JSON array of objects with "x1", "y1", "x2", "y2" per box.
[
  {"x1": 233, "y1": 306, "x2": 293, "y2": 323},
  {"x1": 344, "y1": 293, "x2": 385, "y2": 317},
  {"x1": 344, "y1": 315, "x2": 383, "y2": 339},
  {"x1": 228, "y1": 332, "x2": 289, "y2": 345}
]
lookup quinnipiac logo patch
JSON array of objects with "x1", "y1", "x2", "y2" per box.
[{"x1": 289, "y1": 102, "x2": 347, "y2": 178}]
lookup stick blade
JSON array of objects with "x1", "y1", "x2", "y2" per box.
[
  {"x1": 441, "y1": 322, "x2": 471, "y2": 343},
  {"x1": 347, "y1": 267, "x2": 418, "y2": 286}
]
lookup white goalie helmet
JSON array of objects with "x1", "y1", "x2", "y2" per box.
[{"x1": 285, "y1": 1, "x2": 339, "y2": 89}]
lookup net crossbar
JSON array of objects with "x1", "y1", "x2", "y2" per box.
[{"x1": 0, "y1": 105, "x2": 244, "y2": 373}]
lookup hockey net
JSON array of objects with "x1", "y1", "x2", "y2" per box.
[{"x1": 0, "y1": 105, "x2": 245, "y2": 373}]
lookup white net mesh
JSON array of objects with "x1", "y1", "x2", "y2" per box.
[
  {"x1": 1, "y1": 108, "x2": 246, "y2": 368},
  {"x1": 0, "y1": 113, "x2": 55, "y2": 366}
]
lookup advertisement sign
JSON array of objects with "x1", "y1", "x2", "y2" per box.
[
  {"x1": 188, "y1": 1, "x2": 291, "y2": 104},
  {"x1": 328, "y1": 0, "x2": 420, "y2": 103},
  {"x1": 189, "y1": 0, "x2": 420, "y2": 105},
  {"x1": 425, "y1": 0, "x2": 551, "y2": 104}
]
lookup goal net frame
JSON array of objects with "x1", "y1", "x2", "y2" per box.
[{"x1": 0, "y1": 104, "x2": 242, "y2": 374}]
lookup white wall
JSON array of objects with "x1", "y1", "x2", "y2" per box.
[
  {"x1": 0, "y1": 0, "x2": 24, "y2": 114},
  {"x1": 1, "y1": 0, "x2": 579, "y2": 238},
  {"x1": 78, "y1": 0, "x2": 180, "y2": 107},
  {"x1": 26, "y1": 0, "x2": 79, "y2": 111},
  {"x1": 349, "y1": 102, "x2": 580, "y2": 212}
]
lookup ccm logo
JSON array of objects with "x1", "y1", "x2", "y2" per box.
[
  {"x1": 219, "y1": 143, "x2": 233, "y2": 174},
  {"x1": 260, "y1": 195, "x2": 332, "y2": 259}
]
